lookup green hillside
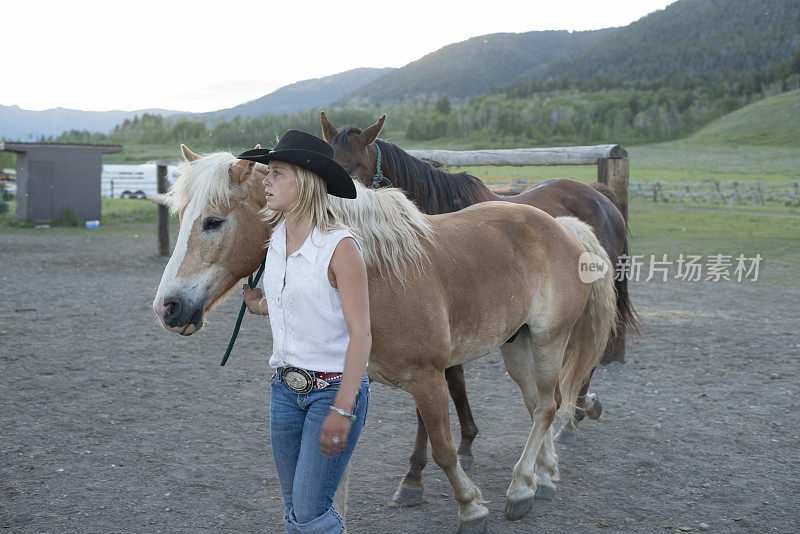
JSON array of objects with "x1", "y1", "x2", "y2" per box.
[
  {"x1": 338, "y1": 30, "x2": 611, "y2": 104},
  {"x1": 687, "y1": 89, "x2": 800, "y2": 146},
  {"x1": 342, "y1": 0, "x2": 800, "y2": 106},
  {"x1": 535, "y1": 0, "x2": 800, "y2": 84}
]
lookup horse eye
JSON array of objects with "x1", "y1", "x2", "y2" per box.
[{"x1": 202, "y1": 217, "x2": 224, "y2": 231}]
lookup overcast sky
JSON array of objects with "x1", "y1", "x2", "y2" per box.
[{"x1": 4, "y1": 0, "x2": 676, "y2": 113}]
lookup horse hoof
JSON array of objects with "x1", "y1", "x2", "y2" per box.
[
  {"x1": 586, "y1": 397, "x2": 603, "y2": 420},
  {"x1": 456, "y1": 515, "x2": 488, "y2": 534},
  {"x1": 534, "y1": 484, "x2": 555, "y2": 500},
  {"x1": 390, "y1": 482, "x2": 424, "y2": 507},
  {"x1": 554, "y1": 426, "x2": 576, "y2": 444},
  {"x1": 505, "y1": 496, "x2": 534, "y2": 520},
  {"x1": 459, "y1": 455, "x2": 474, "y2": 472}
]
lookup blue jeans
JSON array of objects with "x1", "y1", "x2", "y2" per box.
[{"x1": 270, "y1": 372, "x2": 370, "y2": 534}]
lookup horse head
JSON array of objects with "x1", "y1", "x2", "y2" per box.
[
  {"x1": 321, "y1": 111, "x2": 385, "y2": 187},
  {"x1": 153, "y1": 145, "x2": 269, "y2": 335}
]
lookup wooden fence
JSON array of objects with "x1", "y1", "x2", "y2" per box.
[
  {"x1": 633, "y1": 180, "x2": 800, "y2": 207},
  {"x1": 407, "y1": 144, "x2": 630, "y2": 221}
]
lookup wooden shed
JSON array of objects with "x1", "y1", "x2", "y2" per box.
[{"x1": 0, "y1": 142, "x2": 122, "y2": 222}]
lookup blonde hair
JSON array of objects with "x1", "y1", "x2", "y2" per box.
[{"x1": 262, "y1": 163, "x2": 352, "y2": 240}]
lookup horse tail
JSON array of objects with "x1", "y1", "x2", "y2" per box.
[
  {"x1": 589, "y1": 182, "x2": 622, "y2": 214},
  {"x1": 589, "y1": 182, "x2": 640, "y2": 340},
  {"x1": 614, "y1": 238, "x2": 640, "y2": 338},
  {"x1": 555, "y1": 216, "x2": 618, "y2": 422}
]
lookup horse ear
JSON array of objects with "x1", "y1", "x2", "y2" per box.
[
  {"x1": 181, "y1": 144, "x2": 201, "y2": 162},
  {"x1": 230, "y1": 159, "x2": 256, "y2": 185},
  {"x1": 360, "y1": 115, "x2": 385, "y2": 145},
  {"x1": 320, "y1": 111, "x2": 338, "y2": 142}
]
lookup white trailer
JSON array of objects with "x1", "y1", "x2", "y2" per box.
[{"x1": 101, "y1": 163, "x2": 178, "y2": 199}]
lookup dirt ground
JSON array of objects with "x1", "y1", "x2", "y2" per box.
[{"x1": 1, "y1": 228, "x2": 798, "y2": 534}]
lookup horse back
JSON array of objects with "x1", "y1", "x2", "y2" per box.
[{"x1": 509, "y1": 178, "x2": 626, "y2": 262}]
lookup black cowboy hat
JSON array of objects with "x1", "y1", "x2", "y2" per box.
[{"x1": 237, "y1": 129, "x2": 356, "y2": 199}]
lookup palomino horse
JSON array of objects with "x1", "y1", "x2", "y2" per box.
[
  {"x1": 320, "y1": 112, "x2": 636, "y2": 504},
  {"x1": 153, "y1": 146, "x2": 616, "y2": 533}
]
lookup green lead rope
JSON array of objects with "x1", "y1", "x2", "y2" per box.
[{"x1": 220, "y1": 257, "x2": 267, "y2": 366}]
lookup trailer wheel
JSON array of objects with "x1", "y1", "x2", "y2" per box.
[
  {"x1": 121, "y1": 191, "x2": 133, "y2": 199},
  {"x1": 134, "y1": 190, "x2": 146, "y2": 199}
]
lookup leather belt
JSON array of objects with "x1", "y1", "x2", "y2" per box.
[{"x1": 278, "y1": 366, "x2": 343, "y2": 395}]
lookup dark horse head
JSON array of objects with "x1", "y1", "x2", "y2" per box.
[{"x1": 320, "y1": 111, "x2": 490, "y2": 215}]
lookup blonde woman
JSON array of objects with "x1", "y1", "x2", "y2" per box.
[{"x1": 238, "y1": 130, "x2": 370, "y2": 533}]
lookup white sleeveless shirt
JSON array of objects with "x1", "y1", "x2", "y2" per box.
[{"x1": 263, "y1": 221, "x2": 358, "y2": 372}]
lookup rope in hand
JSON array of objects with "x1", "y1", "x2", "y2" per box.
[{"x1": 220, "y1": 257, "x2": 266, "y2": 366}]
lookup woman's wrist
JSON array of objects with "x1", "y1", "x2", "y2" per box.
[{"x1": 329, "y1": 405, "x2": 356, "y2": 422}]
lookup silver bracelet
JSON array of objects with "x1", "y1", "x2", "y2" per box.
[
  {"x1": 330, "y1": 405, "x2": 356, "y2": 422},
  {"x1": 259, "y1": 297, "x2": 267, "y2": 316}
]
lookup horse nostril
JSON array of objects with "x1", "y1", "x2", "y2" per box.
[{"x1": 163, "y1": 298, "x2": 182, "y2": 324}]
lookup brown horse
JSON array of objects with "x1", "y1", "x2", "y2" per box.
[
  {"x1": 153, "y1": 146, "x2": 616, "y2": 533},
  {"x1": 320, "y1": 111, "x2": 637, "y2": 505}
]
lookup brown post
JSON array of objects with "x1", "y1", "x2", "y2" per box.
[
  {"x1": 157, "y1": 163, "x2": 169, "y2": 257},
  {"x1": 597, "y1": 157, "x2": 629, "y2": 222}
]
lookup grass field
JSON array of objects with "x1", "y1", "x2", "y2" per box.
[
  {"x1": 688, "y1": 89, "x2": 800, "y2": 147},
  {"x1": 452, "y1": 143, "x2": 800, "y2": 184},
  {"x1": 0, "y1": 198, "x2": 176, "y2": 230}
]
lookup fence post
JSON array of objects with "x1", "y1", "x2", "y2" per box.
[
  {"x1": 597, "y1": 156, "x2": 629, "y2": 222},
  {"x1": 157, "y1": 162, "x2": 169, "y2": 257}
]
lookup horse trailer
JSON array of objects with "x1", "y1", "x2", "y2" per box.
[{"x1": 102, "y1": 164, "x2": 178, "y2": 199}]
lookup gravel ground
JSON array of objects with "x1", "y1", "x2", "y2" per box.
[{"x1": 1, "y1": 228, "x2": 798, "y2": 533}]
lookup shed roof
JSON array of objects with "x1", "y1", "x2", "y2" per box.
[{"x1": 0, "y1": 142, "x2": 122, "y2": 154}]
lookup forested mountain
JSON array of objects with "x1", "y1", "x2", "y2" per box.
[
  {"x1": 529, "y1": 0, "x2": 800, "y2": 84},
  {"x1": 337, "y1": 30, "x2": 613, "y2": 105},
  {"x1": 198, "y1": 68, "x2": 394, "y2": 119},
  {"x1": 343, "y1": 0, "x2": 800, "y2": 105}
]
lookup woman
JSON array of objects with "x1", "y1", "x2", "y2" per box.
[{"x1": 238, "y1": 130, "x2": 371, "y2": 533}]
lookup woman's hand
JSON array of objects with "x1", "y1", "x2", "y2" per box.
[
  {"x1": 242, "y1": 284, "x2": 266, "y2": 315},
  {"x1": 319, "y1": 411, "x2": 351, "y2": 457}
]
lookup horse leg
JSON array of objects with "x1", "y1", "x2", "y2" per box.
[
  {"x1": 532, "y1": 428, "x2": 559, "y2": 500},
  {"x1": 500, "y1": 329, "x2": 564, "y2": 520},
  {"x1": 554, "y1": 371, "x2": 594, "y2": 444},
  {"x1": 446, "y1": 365, "x2": 479, "y2": 472},
  {"x1": 600, "y1": 329, "x2": 626, "y2": 364},
  {"x1": 390, "y1": 409, "x2": 428, "y2": 506},
  {"x1": 392, "y1": 365, "x2": 479, "y2": 506},
  {"x1": 410, "y1": 373, "x2": 488, "y2": 534}
]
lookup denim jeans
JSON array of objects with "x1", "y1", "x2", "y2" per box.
[{"x1": 270, "y1": 371, "x2": 369, "y2": 534}]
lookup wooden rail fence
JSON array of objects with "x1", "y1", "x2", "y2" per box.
[{"x1": 407, "y1": 144, "x2": 630, "y2": 221}]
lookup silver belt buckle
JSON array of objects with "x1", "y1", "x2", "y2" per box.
[{"x1": 280, "y1": 366, "x2": 313, "y2": 394}]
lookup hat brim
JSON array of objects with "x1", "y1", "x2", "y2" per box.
[{"x1": 237, "y1": 148, "x2": 356, "y2": 199}]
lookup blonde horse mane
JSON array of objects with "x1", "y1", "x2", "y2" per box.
[
  {"x1": 166, "y1": 151, "x2": 432, "y2": 280},
  {"x1": 164, "y1": 152, "x2": 239, "y2": 214},
  {"x1": 327, "y1": 181, "x2": 432, "y2": 280}
]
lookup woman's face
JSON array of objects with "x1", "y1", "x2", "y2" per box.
[{"x1": 262, "y1": 161, "x2": 299, "y2": 213}]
